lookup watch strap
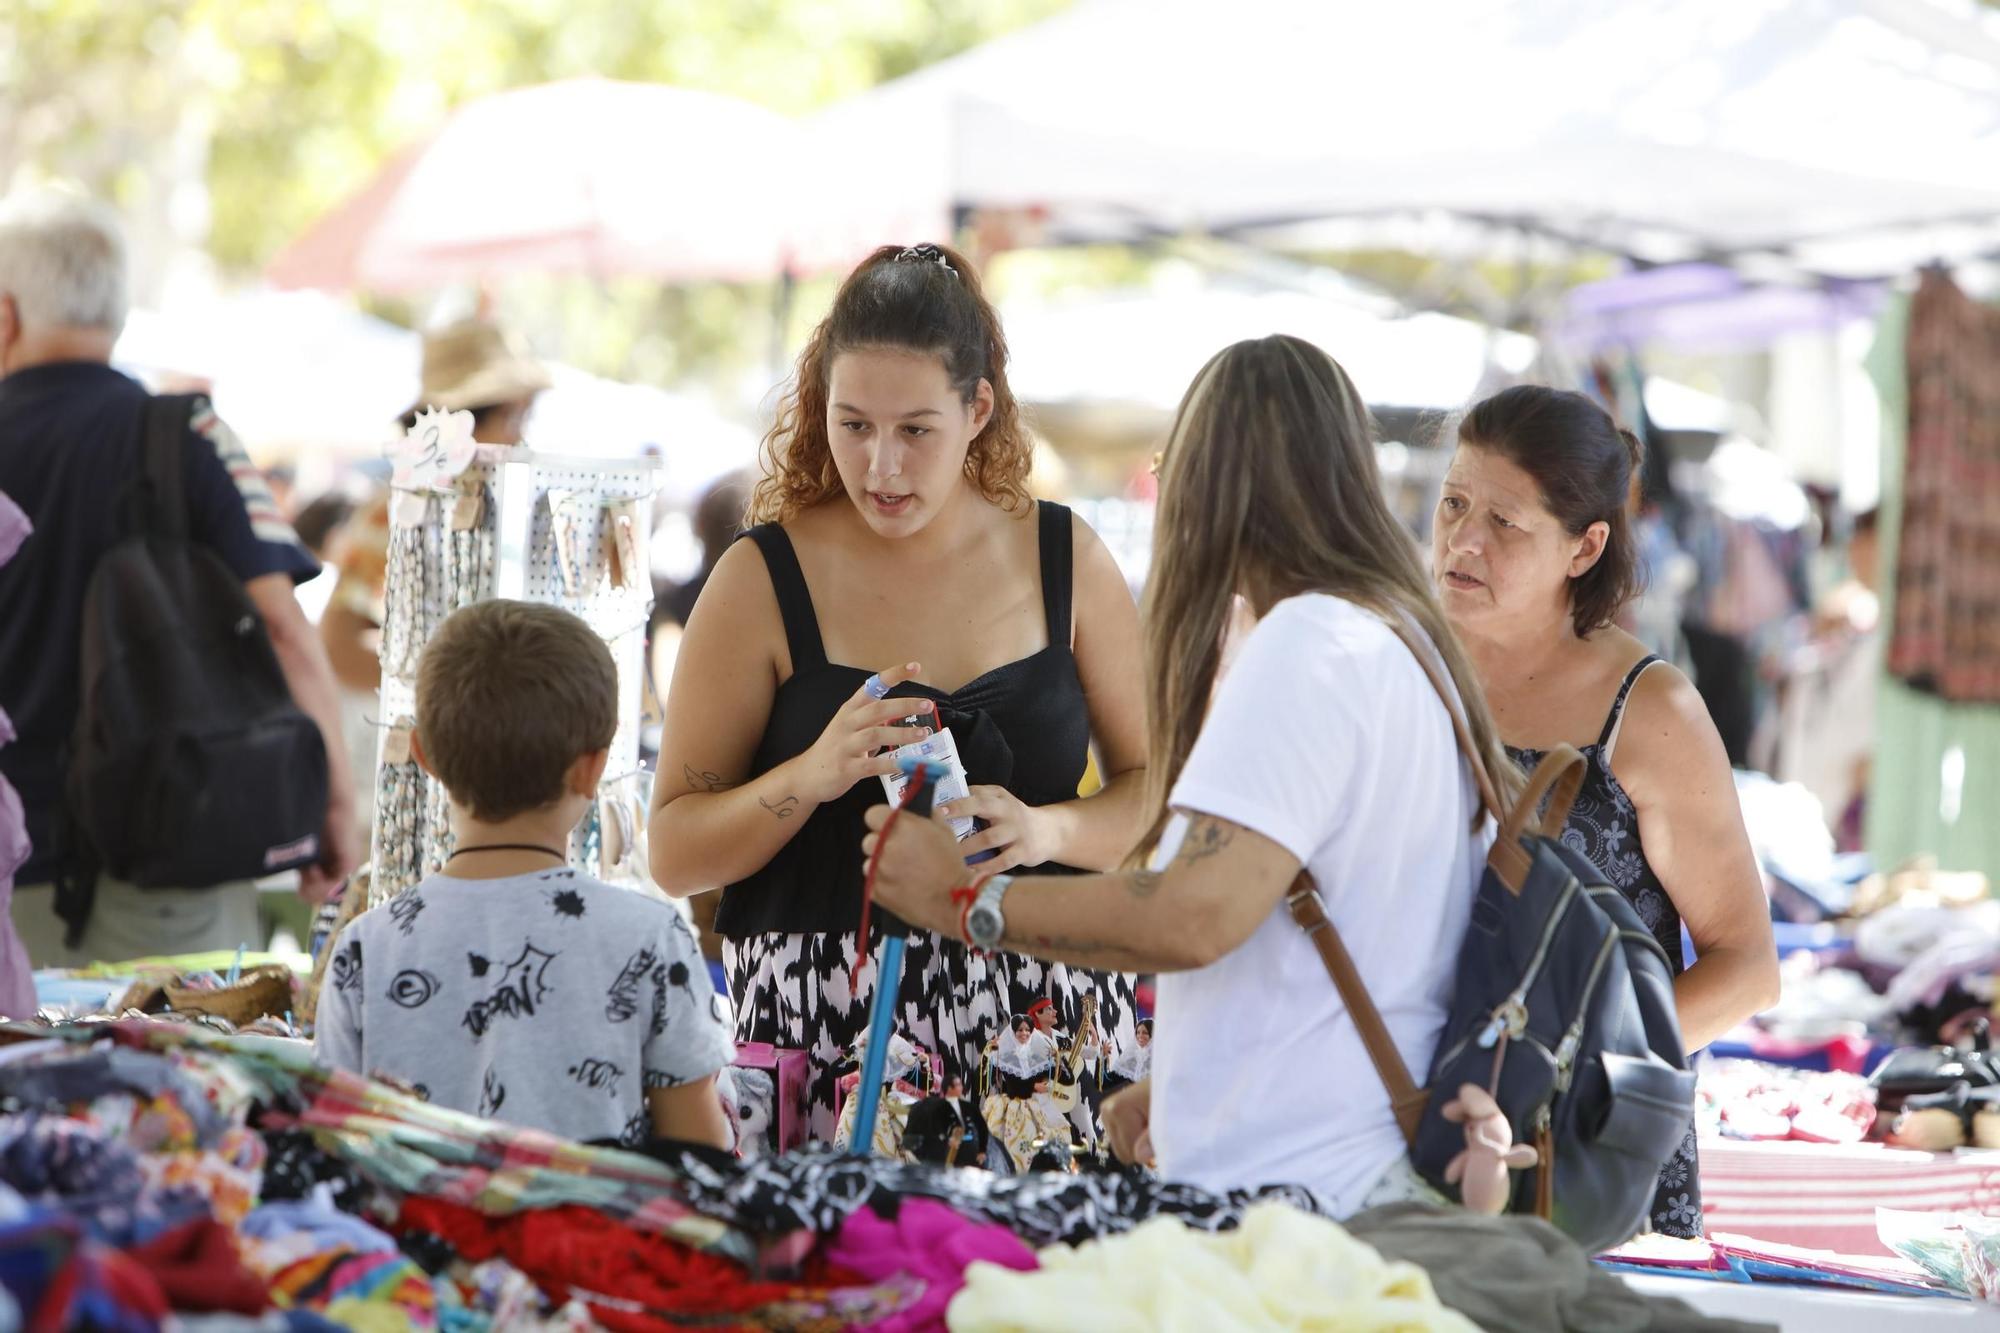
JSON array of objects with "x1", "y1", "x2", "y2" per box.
[{"x1": 969, "y1": 873, "x2": 1014, "y2": 949}]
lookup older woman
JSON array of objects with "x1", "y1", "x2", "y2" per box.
[{"x1": 1431, "y1": 385, "x2": 1779, "y2": 1237}]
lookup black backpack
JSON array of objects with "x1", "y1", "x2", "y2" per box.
[
  {"x1": 1288, "y1": 623, "x2": 1694, "y2": 1253},
  {"x1": 56, "y1": 394, "x2": 328, "y2": 945}
]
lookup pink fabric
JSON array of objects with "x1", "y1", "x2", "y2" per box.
[
  {"x1": 0, "y1": 490, "x2": 37, "y2": 1018},
  {"x1": 827, "y1": 1198, "x2": 1036, "y2": 1333},
  {"x1": 1699, "y1": 1061, "x2": 1877, "y2": 1144}
]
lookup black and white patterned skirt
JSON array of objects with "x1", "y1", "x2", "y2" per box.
[{"x1": 725, "y1": 924, "x2": 1136, "y2": 1145}]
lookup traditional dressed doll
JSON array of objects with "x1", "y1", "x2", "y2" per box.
[
  {"x1": 981, "y1": 1013, "x2": 1072, "y2": 1174},
  {"x1": 832, "y1": 1030, "x2": 925, "y2": 1158},
  {"x1": 1103, "y1": 1018, "x2": 1152, "y2": 1095}
]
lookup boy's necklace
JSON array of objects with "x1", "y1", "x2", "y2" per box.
[{"x1": 448, "y1": 843, "x2": 567, "y2": 863}]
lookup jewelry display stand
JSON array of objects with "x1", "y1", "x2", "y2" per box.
[{"x1": 369, "y1": 446, "x2": 658, "y2": 906}]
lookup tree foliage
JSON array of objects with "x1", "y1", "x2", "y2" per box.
[{"x1": 2, "y1": 0, "x2": 1070, "y2": 385}]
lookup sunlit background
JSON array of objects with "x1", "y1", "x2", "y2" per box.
[{"x1": 9, "y1": 0, "x2": 2000, "y2": 883}]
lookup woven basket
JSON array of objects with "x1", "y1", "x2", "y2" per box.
[
  {"x1": 112, "y1": 977, "x2": 170, "y2": 1015},
  {"x1": 164, "y1": 964, "x2": 296, "y2": 1025}
]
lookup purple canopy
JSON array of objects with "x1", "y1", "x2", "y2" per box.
[{"x1": 1557, "y1": 263, "x2": 1885, "y2": 354}]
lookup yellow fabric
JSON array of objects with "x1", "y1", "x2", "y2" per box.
[
  {"x1": 947, "y1": 1202, "x2": 1478, "y2": 1333},
  {"x1": 319, "y1": 1299, "x2": 420, "y2": 1333}
]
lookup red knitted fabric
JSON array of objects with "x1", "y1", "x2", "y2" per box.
[
  {"x1": 125, "y1": 1217, "x2": 271, "y2": 1314},
  {"x1": 396, "y1": 1197, "x2": 864, "y2": 1331}
]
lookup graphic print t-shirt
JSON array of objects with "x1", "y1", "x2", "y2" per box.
[{"x1": 313, "y1": 869, "x2": 735, "y2": 1145}]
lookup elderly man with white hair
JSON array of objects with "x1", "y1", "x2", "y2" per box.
[{"x1": 0, "y1": 191, "x2": 358, "y2": 967}]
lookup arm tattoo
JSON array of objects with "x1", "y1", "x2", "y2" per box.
[
  {"x1": 683, "y1": 765, "x2": 737, "y2": 794},
  {"x1": 1175, "y1": 817, "x2": 1234, "y2": 867},
  {"x1": 1124, "y1": 869, "x2": 1163, "y2": 899},
  {"x1": 1028, "y1": 932, "x2": 1149, "y2": 969},
  {"x1": 759, "y1": 795, "x2": 800, "y2": 820}
]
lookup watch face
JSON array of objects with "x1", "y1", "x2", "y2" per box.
[{"x1": 969, "y1": 904, "x2": 1003, "y2": 947}]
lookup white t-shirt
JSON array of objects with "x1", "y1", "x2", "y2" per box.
[{"x1": 1149, "y1": 593, "x2": 1491, "y2": 1214}]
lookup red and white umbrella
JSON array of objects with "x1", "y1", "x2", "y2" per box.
[{"x1": 269, "y1": 78, "x2": 805, "y2": 291}]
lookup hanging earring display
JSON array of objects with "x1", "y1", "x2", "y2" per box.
[
  {"x1": 546, "y1": 490, "x2": 604, "y2": 598},
  {"x1": 380, "y1": 501, "x2": 431, "y2": 684},
  {"x1": 422, "y1": 769, "x2": 456, "y2": 878},
  {"x1": 371, "y1": 717, "x2": 424, "y2": 907},
  {"x1": 371, "y1": 451, "x2": 658, "y2": 903},
  {"x1": 444, "y1": 479, "x2": 493, "y2": 612}
]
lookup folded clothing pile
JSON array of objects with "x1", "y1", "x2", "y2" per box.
[{"x1": 1696, "y1": 1061, "x2": 1877, "y2": 1144}]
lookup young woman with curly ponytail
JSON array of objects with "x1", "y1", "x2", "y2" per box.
[{"x1": 649, "y1": 244, "x2": 1147, "y2": 1144}]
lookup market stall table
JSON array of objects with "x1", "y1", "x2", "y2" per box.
[
  {"x1": 1701, "y1": 1137, "x2": 2000, "y2": 1258},
  {"x1": 1625, "y1": 1273, "x2": 1999, "y2": 1330}
]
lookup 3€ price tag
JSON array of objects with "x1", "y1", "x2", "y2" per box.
[{"x1": 387, "y1": 407, "x2": 479, "y2": 493}]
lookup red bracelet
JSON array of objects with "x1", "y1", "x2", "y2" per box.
[{"x1": 950, "y1": 874, "x2": 991, "y2": 952}]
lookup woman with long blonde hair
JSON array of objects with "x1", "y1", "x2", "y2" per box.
[
  {"x1": 649, "y1": 244, "x2": 1146, "y2": 1143},
  {"x1": 870, "y1": 335, "x2": 1517, "y2": 1211}
]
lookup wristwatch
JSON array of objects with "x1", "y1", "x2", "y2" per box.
[{"x1": 965, "y1": 874, "x2": 1015, "y2": 951}]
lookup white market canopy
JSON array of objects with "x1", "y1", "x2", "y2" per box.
[
  {"x1": 800, "y1": 0, "x2": 2000, "y2": 277},
  {"x1": 1002, "y1": 265, "x2": 1540, "y2": 414}
]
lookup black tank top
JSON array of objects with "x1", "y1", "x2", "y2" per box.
[
  {"x1": 714, "y1": 502, "x2": 1092, "y2": 939},
  {"x1": 1506, "y1": 656, "x2": 1684, "y2": 971}
]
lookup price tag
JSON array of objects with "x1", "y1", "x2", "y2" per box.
[
  {"x1": 607, "y1": 499, "x2": 645, "y2": 591},
  {"x1": 389, "y1": 489, "x2": 431, "y2": 529},
  {"x1": 449, "y1": 485, "x2": 484, "y2": 531},
  {"x1": 386, "y1": 407, "x2": 479, "y2": 493},
  {"x1": 603, "y1": 516, "x2": 625, "y2": 590},
  {"x1": 383, "y1": 723, "x2": 414, "y2": 766},
  {"x1": 548, "y1": 491, "x2": 581, "y2": 595}
]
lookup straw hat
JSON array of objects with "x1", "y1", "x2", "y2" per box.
[{"x1": 407, "y1": 317, "x2": 551, "y2": 416}]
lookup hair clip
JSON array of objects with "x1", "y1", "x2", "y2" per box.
[{"x1": 895, "y1": 244, "x2": 958, "y2": 280}]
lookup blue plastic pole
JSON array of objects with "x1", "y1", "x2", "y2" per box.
[
  {"x1": 845, "y1": 934, "x2": 907, "y2": 1156},
  {"x1": 845, "y1": 755, "x2": 948, "y2": 1157}
]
